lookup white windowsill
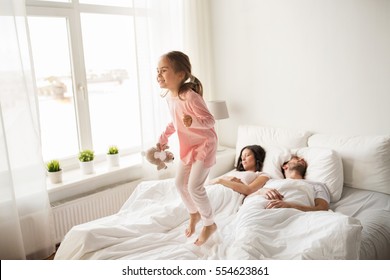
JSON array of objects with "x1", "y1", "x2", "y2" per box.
[
  {"x1": 47, "y1": 153, "x2": 143, "y2": 204},
  {"x1": 46, "y1": 146, "x2": 236, "y2": 205}
]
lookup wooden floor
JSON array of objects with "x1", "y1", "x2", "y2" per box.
[
  {"x1": 45, "y1": 253, "x2": 55, "y2": 260},
  {"x1": 44, "y1": 244, "x2": 59, "y2": 260}
]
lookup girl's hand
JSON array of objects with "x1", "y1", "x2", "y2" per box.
[
  {"x1": 156, "y1": 143, "x2": 167, "y2": 151},
  {"x1": 183, "y1": 114, "x2": 192, "y2": 127}
]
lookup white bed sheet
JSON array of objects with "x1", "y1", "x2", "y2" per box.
[
  {"x1": 55, "y1": 178, "x2": 364, "y2": 260},
  {"x1": 330, "y1": 186, "x2": 390, "y2": 260}
]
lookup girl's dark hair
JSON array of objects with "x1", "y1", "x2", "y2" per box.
[
  {"x1": 164, "y1": 51, "x2": 203, "y2": 98},
  {"x1": 236, "y1": 145, "x2": 266, "y2": 172}
]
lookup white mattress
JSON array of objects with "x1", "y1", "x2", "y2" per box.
[{"x1": 330, "y1": 186, "x2": 390, "y2": 259}]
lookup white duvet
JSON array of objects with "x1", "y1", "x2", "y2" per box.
[{"x1": 54, "y1": 178, "x2": 362, "y2": 260}]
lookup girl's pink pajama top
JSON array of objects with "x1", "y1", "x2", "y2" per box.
[{"x1": 159, "y1": 89, "x2": 218, "y2": 168}]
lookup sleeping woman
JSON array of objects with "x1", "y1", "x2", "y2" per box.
[{"x1": 210, "y1": 145, "x2": 270, "y2": 196}]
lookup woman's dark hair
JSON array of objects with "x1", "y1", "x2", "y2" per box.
[
  {"x1": 235, "y1": 145, "x2": 266, "y2": 172},
  {"x1": 164, "y1": 51, "x2": 203, "y2": 98}
]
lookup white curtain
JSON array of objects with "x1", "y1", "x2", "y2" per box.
[
  {"x1": 0, "y1": 0, "x2": 55, "y2": 260},
  {"x1": 183, "y1": 0, "x2": 214, "y2": 101},
  {"x1": 134, "y1": 0, "x2": 184, "y2": 178}
]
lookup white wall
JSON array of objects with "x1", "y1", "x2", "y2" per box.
[{"x1": 209, "y1": 0, "x2": 390, "y2": 147}]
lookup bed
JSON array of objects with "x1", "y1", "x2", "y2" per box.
[{"x1": 54, "y1": 125, "x2": 390, "y2": 260}]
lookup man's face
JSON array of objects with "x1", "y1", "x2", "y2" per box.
[
  {"x1": 287, "y1": 156, "x2": 307, "y2": 170},
  {"x1": 282, "y1": 156, "x2": 308, "y2": 178}
]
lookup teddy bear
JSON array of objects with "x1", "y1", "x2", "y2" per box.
[{"x1": 142, "y1": 146, "x2": 174, "y2": 170}]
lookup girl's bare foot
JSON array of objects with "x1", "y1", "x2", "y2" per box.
[
  {"x1": 185, "y1": 212, "x2": 201, "y2": 237},
  {"x1": 194, "y1": 223, "x2": 217, "y2": 246}
]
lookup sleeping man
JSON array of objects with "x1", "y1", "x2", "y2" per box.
[
  {"x1": 224, "y1": 156, "x2": 348, "y2": 260},
  {"x1": 245, "y1": 155, "x2": 330, "y2": 211}
]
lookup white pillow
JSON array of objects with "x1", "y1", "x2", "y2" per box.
[
  {"x1": 308, "y1": 134, "x2": 390, "y2": 195},
  {"x1": 262, "y1": 146, "x2": 291, "y2": 179},
  {"x1": 235, "y1": 125, "x2": 311, "y2": 167},
  {"x1": 294, "y1": 147, "x2": 344, "y2": 202}
]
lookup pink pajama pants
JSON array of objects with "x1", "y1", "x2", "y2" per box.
[{"x1": 175, "y1": 160, "x2": 214, "y2": 226}]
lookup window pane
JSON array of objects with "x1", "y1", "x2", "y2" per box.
[
  {"x1": 79, "y1": 0, "x2": 133, "y2": 7},
  {"x1": 28, "y1": 17, "x2": 79, "y2": 161},
  {"x1": 81, "y1": 13, "x2": 141, "y2": 155}
]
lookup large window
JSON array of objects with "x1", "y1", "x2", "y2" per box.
[{"x1": 27, "y1": 1, "x2": 142, "y2": 166}]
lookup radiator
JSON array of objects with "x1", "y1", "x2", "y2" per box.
[{"x1": 51, "y1": 181, "x2": 140, "y2": 244}]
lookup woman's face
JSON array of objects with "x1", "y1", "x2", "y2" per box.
[
  {"x1": 240, "y1": 148, "x2": 256, "y2": 171},
  {"x1": 157, "y1": 57, "x2": 184, "y2": 93}
]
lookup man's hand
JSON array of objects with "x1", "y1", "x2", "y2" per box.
[
  {"x1": 264, "y1": 189, "x2": 284, "y2": 200},
  {"x1": 265, "y1": 200, "x2": 291, "y2": 209}
]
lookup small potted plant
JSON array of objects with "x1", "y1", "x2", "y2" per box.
[
  {"x1": 78, "y1": 149, "x2": 95, "y2": 174},
  {"x1": 107, "y1": 145, "x2": 120, "y2": 168},
  {"x1": 46, "y1": 159, "x2": 62, "y2": 184}
]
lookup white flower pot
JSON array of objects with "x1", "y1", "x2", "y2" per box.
[
  {"x1": 107, "y1": 153, "x2": 120, "y2": 168},
  {"x1": 47, "y1": 170, "x2": 63, "y2": 184},
  {"x1": 79, "y1": 160, "x2": 94, "y2": 175}
]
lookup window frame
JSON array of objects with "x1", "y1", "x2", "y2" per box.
[{"x1": 26, "y1": 0, "x2": 143, "y2": 170}]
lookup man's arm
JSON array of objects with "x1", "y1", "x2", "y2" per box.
[{"x1": 265, "y1": 197, "x2": 329, "y2": 211}]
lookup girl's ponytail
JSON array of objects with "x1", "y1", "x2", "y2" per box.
[{"x1": 179, "y1": 75, "x2": 203, "y2": 97}]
